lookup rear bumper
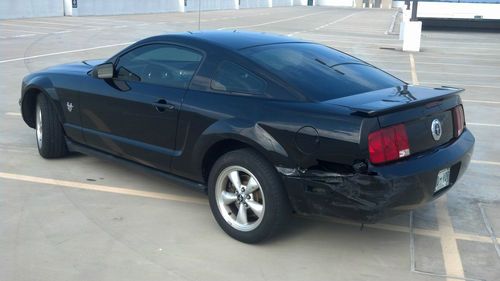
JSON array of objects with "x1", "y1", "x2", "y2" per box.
[{"x1": 282, "y1": 129, "x2": 475, "y2": 222}]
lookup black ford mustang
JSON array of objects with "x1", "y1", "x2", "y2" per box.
[{"x1": 20, "y1": 31, "x2": 474, "y2": 243}]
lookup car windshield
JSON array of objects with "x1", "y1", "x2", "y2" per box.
[{"x1": 241, "y1": 43, "x2": 405, "y2": 101}]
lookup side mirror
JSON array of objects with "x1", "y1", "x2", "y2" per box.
[{"x1": 92, "y1": 63, "x2": 114, "y2": 79}]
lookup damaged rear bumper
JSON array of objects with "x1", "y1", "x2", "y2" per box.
[{"x1": 280, "y1": 129, "x2": 475, "y2": 223}]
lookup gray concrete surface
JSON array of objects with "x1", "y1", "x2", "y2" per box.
[{"x1": 1, "y1": 6, "x2": 500, "y2": 281}]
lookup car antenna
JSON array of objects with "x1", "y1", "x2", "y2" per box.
[{"x1": 197, "y1": 0, "x2": 201, "y2": 31}]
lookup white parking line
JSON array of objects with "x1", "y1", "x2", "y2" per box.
[
  {"x1": 315, "y1": 38, "x2": 500, "y2": 53},
  {"x1": 347, "y1": 51, "x2": 500, "y2": 63},
  {"x1": 0, "y1": 172, "x2": 208, "y2": 205},
  {"x1": 219, "y1": 10, "x2": 330, "y2": 30},
  {"x1": 5, "y1": 112, "x2": 21, "y2": 116},
  {"x1": 53, "y1": 30, "x2": 72, "y2": 34},
  {"x1": 463, "y1": 99, "x2": 500, "y2": 105},
  {"x1": 436, "y1": 196, "x2": 465, "y2": 281},
  {"x1": 468, "y1": 123, "x2": 500, "y2": 127},
  {"x1": 0, "y1": 42, "x2": 134, "y2": 64},
  {"x1": 1, "y1": 28, "x2": 48, "y2": 35},
  {"x1": 472, "y1": 160, "x2": 500, "y2": 166},
  {"x1": 288, "y1": 12, "x2": 363, "y2": 37},
  {"x1": 305, "y1": 33, "x2": 500, "y2": 46},
  {"x1": 367, "y1": 58, "x2": 499, "y2": 69},
  {"x1": 426, "y1": 82, "x2": 500, "y2": 90},
  {"x1": 409, "y1": 54, "x2": 419, "y2": 85},
  {"x1": 13, "y1": 34, "x2": 37, "y2": 38},
  {"x1": 0, "y1": 171, "x2": 498, "y2": 246},
  {"x1": 8, "y1": 19, "x2": 82, "y2": 27},
  {"x1": 385, "y1": 68, "x2": 500, "y2": 79},
  {"x1": 74, "y1": 17, "x2": 139, "y2": 24},
  {"x1": 327, "y1": 45, "x2": 500, "y2": 61},
  {"x1": 0, "y1": 22, "x2": 68, "y2": 30}
]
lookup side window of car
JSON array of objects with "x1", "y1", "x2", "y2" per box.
[
  {"x1": 211, "y1": 61, "x2": 267, "y2": 95},
  {"x1": 115, "y1": 44, "x2": 203, "y2": 89}
]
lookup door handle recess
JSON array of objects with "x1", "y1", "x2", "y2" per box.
[{"x1": 153, "y1": 99, "x2": 174, "y2": 112}]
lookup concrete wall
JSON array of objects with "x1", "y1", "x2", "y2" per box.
[
  {"x1": 272, "y1": 0, "x2": 294, "y2": 7},
  {"x1": 72, "y1": 0, "x2": 182, "y2": 16},
  {"x1": 293, "y1": 0, "x2": 308, "y2": 5},
  {"x1": 0, "y1": 0, "x2": 63, "y2": 19},
  {"x1": 1, "y1": 0, "x2": 376, "y2": 19},
  {"x1": 240, "y1": 0, "x2": 271, "y2": 9},
  {"x1": 184, "y1": 0, "x2": 238, "y2": 12},
  {"x1": 317, "y1": 0, "x2": 353, "y2": 7}
]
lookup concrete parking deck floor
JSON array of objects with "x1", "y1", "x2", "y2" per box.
[{"x1": 1, "y1": 6, "x2": 499, "y2": 281}]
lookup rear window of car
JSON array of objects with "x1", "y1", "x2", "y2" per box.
[{"x1": 240, "y1": 43, "x2": 404, "y2": 101}]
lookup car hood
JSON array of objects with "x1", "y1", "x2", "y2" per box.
[
  {"x1": 33, "y1": 59, "x2": 106, "y2": 75},
  {"x1": 82, "y1": 59, "x2": 106, "y2": 67}
]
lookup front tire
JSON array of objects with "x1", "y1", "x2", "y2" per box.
[
  {"x1": 208, "y1": 149, "x2": 290, "y2": 243},
  {"x1": 35, "y1": 94, "x2": 68, "y2": 158}
]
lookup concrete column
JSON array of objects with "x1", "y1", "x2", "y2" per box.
[
  {"x1": 402, "y1": 21, "x2": 422, "y2": 52},
  {"x1": 178, "y1": 0, "x2": 185, "y2": 12},
  {"x1": 64, "y1": 0, "x2": 72, "y2": 15},
  {"x1": 399, "y1": 7, "x2": 411, "y2": 40},
  {"x1": 380, "y1": 0, "x2": 392, "y2": 8}
]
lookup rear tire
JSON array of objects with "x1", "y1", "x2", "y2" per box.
[
  {"x1": 208, "y1": 148, "x2": 290, "y2": 243},
  {"x1": 35, "y1": 94, "x2": 68, "y2": 158}
]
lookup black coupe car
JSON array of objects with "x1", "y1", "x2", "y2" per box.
[{"x1": 20, "y1": 31, "x2": 474, "y2": 243}]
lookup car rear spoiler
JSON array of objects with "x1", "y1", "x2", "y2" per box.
[{"x1": 326, "y1": 85, "x2": 464, "y2": 117}]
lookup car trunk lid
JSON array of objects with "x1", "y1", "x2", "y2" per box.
[{"x1": 324, "y1": 85, "x2": 464, "y2": 158}]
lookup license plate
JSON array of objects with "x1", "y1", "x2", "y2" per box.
[{"x1": 435, "y1": 168, "x2": 450, "y2": 193}]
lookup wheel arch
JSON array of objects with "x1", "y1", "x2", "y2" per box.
[
  {"x1": 198, "y1": 124, "x2": 293, "y2": 183},
  {"x1": 21, "y1": 77, "x2": 61, "y2": 128},
  {"x1": 201, "y1": 138, "x2": 257, "y2": 183},
  {"x1": 21, "y1": 86, "x2": 46, "y2": 128}
]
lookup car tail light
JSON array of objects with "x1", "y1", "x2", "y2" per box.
[
  {"x1": 452, "y1": 105, "x2": 465, "y2": 137},
  {"x1": 368, "y1": 124, "x2": 410, "y2": 165}
]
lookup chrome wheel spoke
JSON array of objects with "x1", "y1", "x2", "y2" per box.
[
  {"x1": 245, "y1": 177, "x2": 259, "y2": 194},
  {"x1": 246, "y1": 200, "x2": 264, "y2": 218},
  {"x1": 36, "y1": 105, "x2": 43, "y2": 147},
  {"x1": 228, "y1": 170, "x2": 242, "y2": 193},
  {"x1": 215, "y1": 165, "x2": 265, "y2": 232},
  {"x1": 236, "y1": 203, "x2": 248, "y2": 225},
  {"x1": 221, "y1": 191, "x2": 237, "y2": 205}
]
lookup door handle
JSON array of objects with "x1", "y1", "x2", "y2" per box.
[{"x1": 152, "y1": 99, "x2": 175, "y2": 112}]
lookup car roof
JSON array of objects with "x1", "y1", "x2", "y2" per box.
[{"x1": 151, "y1": 30, "x2": 307, "y2": 50}]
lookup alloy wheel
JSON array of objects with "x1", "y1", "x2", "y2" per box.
[{"x1": 215, "y1": 165, "x2": 265, "y2": 232}]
